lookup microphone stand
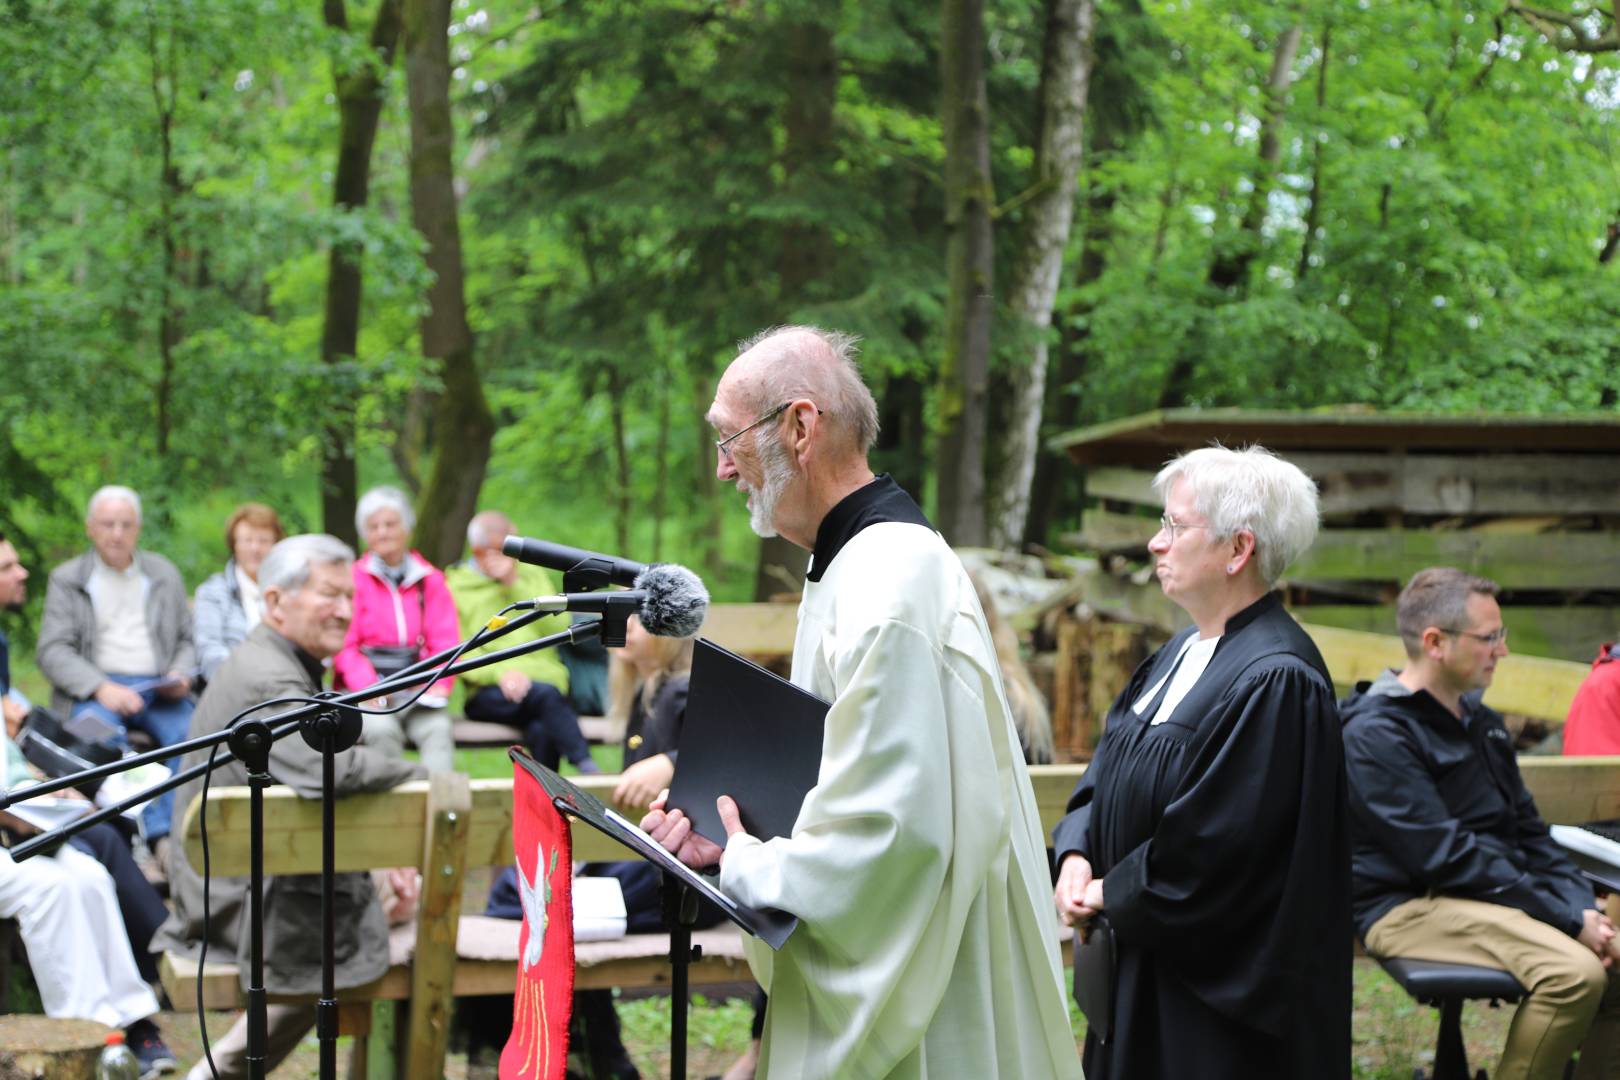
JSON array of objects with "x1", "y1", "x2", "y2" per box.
[
  {"x1": 661, "y1": 878, "x2": 703, "y2": 1080},
  {"x1": 4, "y1": 606, "x2": 630, "y2": 1080}
]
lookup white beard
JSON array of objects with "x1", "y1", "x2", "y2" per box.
[{"x1": 746, "y1": 429, "x2": 796, "y2": 539}]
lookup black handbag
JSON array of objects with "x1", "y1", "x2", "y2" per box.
[
  {"x1": 362, "y1": 583, "x2": 426, "y2": 679},
  {"x1": 362, "y1": 644, "x2": 422, "y2": 679},
  {"x1": 1072, "y1": 914, "x2": 1117, "y2": 1045}
]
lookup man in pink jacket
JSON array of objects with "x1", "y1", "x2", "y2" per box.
[{"x1": 333, "y1": 486, "x2": 461, "y2": 773}]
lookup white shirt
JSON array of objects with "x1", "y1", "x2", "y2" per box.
[
  {"x1": 88, "y1": 555, "x2": 156, "y2": 676},
  {"x1": 1133, "y1": 632, "x2": 1222, "y2": 726},
  {"x1": 234, "y1": 564, "x2": 265, "y2": 631}
]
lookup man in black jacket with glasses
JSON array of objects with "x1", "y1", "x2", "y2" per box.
[{"x1": 1344, "y1": 566, "x2": 1620, "y2": 1080}]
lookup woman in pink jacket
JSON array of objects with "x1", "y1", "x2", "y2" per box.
[{"x1": 334, "y1": 486, "x2": 461, "y2": 773}]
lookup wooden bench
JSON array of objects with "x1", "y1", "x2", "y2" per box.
[
  {"x1": 156, "y1": 594, "x2": 1602, "y2": 1077},
  {"x1": 155, "y1": 756, "x2": 1620, "y2": 1078},
  {"x1": 451, "y1": 714, "x2": 619, "y2": 748}
]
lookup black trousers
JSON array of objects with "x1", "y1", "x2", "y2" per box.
[
  {"x1": 68, "y1": 821, "x2": 167, "y2": 983},
  {"x1": 465, "y1": 682, "x2": 593, "y2": 770}
]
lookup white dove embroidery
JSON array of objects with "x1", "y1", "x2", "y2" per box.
[{"x1": 517, "y1": 841, "x2": 559, "y2": 968}]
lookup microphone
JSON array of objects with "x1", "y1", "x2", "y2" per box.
[
  {"x1": 516, "y1": 563, "x2": 709, "y2": 638},
  {"x1": 502, "y1": 536, "x2": 646, "y2": 589}
]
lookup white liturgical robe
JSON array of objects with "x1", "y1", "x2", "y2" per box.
[{"x1": 720, "y1": 521, "x2": 1081, "y2": 1079}]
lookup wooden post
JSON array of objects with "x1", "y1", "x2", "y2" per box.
[
  {"x1": 1088, "y1": 623, "x2": 1132, "y2": 739},
  {"x1": 1051, "y1": 616, "x2": 1083, "y2": 760},
  {"x1": 364, "y1": 1000, "x2": 398, "y2": 1080},
  {"x1": 404, "y1": 772, "x2": 472, "y2": 1080}
]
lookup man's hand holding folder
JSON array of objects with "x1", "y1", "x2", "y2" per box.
[{"x1": 641, "y1": 790, "x2": 748, "y2": 870}]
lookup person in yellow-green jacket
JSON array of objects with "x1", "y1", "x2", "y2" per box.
[{"x1": 445, "y1": 510, "x2": 600, "y2": 774}]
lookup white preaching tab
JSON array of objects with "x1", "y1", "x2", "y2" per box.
[{"x1": 1133, "y1": 633, "x2": 1222, "y2": 726}]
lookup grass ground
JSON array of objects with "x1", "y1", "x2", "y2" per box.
[{"x1": 133, "y1": 955, "x2": 1513, "y2": 1078}]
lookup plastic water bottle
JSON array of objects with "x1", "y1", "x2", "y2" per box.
[{"x1": 96, "y1": 1031, "x2": 140, "y2": 1080}]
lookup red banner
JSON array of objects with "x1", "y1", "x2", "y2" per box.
[{"x1": 500, "y1": 762, "x2": 574, "y2": 1079}]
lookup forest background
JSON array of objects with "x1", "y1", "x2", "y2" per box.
[{"x1": 5, "y1": 0, "x2": 1620, "y2": 630}]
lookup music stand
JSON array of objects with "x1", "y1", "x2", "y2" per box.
[{"x1": 514, "y1": 753, "x2": 796, "y2": 1080}]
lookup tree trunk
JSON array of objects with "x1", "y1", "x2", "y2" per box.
[
  {"x1": 1296, "y1": 23, "x2": 1331, "y2": 283},
  {"x1": 0, "y1": 148, "x2": 15, "y2": 286},
  {"x1": 1159, "y1": 24, "x2": 1303, "y2": 407},
  {"x1": 1600, "y1": 211, "x2": 1620, "y2": 264},
  {"x1": 607, "y1": 366, "x2": 632, "y2": 554},
  {"x1": 1025, "y1": 184, "x2": 1114, "y2": 546},
  {"x1": 402, "y1": 0, "x2": 495, "y2": 567},
  {"x1": 936, "y1": 0, "x2": 996, "y2": 546},
  {"x1": 749, "y1": 4, "x2": 835, "y2": 600},
  {"x1": 690, "y1": 359, "x2": 725, "y2": 582},
  {"x1": 319, "y1": 0, "x2": 403, "y2": 548},
  {"x1": 146, "y1": 9, "x2": 180, "y2": 458},
  {"x1": 988, "y1": 0, "x2": 1098, "y2": 550},
  {"x1": 777, "y1": 6, "x2": 838, "y2": 304},
  {"x1": 652, "y1": 372, "x2": 669, "y2": 559},
  {"x1": 387, "y1": 385, "x2": 433, "y2": 496}
]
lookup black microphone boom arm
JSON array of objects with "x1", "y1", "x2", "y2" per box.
[{"x1": 500, "y1": 536, "x2": 646, "y2": 592}]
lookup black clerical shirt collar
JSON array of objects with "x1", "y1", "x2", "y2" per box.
[
  {"x1": 806, "y1": 474, "x2": 933, "y2": 582},
  {"x1": 1219, "y1": 590, "x2": 1285, "y2": 636}
]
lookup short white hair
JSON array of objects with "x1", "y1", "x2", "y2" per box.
[
  {"x1": 87, "y1": 485, "x2": 142, "y2": 523},
  {"x1": 466, "y1": 510, "x2": 513, "y2": 551},
  {"x1": 259, "y1": 534, "x2": 355, "y2": 596},
  {"x1": 1153, "y1": 445, "x2": 1319, "y2": 586},
  {"x1": 355, "y1": 485, "x2": 415, "y2": 537},
  {"x1": 736, "y1": 325, "x2": 881, "y2": 454}
]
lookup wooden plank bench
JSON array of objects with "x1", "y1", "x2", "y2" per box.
[
  {"x1": 156, "y1": 757, "x2": 1620, "y2": 1078},
  {"x1": 450, "y1": 714, "x2": 619, "y2": 748}
]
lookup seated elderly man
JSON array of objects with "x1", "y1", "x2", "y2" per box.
[
  {"x1": 1344, "y1": 567, "x2": 1620, "y2": 1080},
  {"x1": 36, "y1": 485, "x2": 195, "y2": 846},
  {"x1": 445, "y1": 510, "x2": 599, "y2": 774},
  {"x1": 152, "y1": 535, "x2": 427, "y2": 1080},
  {"x1": 0, "y1": 530, "x2": 176, "y2": 1078}
]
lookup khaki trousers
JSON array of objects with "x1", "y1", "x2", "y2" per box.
[
  {"x1": 360, "y1": 702, "x2": 455, "y2": 773},
  {"x1": 1367, "y1": 896, "x2": 1620, "y2": 1080},
  {"x1": 183, "y1": 1003, "x2": 311, "y2": 1080}
]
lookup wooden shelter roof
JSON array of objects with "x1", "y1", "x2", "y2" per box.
[{"x1": 1052, "y1": 408, "x2": 1620, "y2": 467}]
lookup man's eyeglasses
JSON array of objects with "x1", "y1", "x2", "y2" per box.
[
  {"x1": 1157, "y1": 515, "x2": 1207, "y2": 543},
  {"x1": 714, "y1": 402, "x2": 821, "y2": 460},
  {"x1": 1443, "y1": 626, "x2": 1509, "y2": 647}
]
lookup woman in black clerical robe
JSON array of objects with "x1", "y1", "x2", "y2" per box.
[{"x1": 1052, "y1": 445, "x2": 1352, "y2": 1080}]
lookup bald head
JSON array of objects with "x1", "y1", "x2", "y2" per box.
[
  {"x1": 723, "y1": 325, "x2": 880, "y2": 457},
  {"x1": 467, "y1": 510, "x2": 519, "y2": 585},
  {"x1": 467, "y1": 510, "x2": 515, "y2": 552}
]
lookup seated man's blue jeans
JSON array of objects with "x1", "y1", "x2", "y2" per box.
[{"x1": 73, "y1": 673, "x2": 194, "y2": 842}]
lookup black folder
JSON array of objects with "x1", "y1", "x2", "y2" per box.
[
  {"x1": 665, "y1": 638, "x2": 829, "y2": 848},
  {"x1": 510, "y1": 749, "x2": 798, "y2": 948}
]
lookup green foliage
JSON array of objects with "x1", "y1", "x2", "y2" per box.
[
  {"x1": 4, "y1": 0, "x2": 1619, "y2": 595},
  {"x1": 1070, "y1": 0, "x2": 1620, "y2": 419}
]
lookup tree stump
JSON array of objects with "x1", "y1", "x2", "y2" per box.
[{"x1": 0, "y1": 1016, "x2": 112, "y2": 1080}]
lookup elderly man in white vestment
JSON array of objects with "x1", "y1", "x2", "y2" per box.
[{"x1": 642, "y1": 326, "x2": 1081, "y2": 1080}]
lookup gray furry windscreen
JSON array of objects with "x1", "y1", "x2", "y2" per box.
[{"x1": 634, "y1": 563, "x2": 709, "y2": 637}]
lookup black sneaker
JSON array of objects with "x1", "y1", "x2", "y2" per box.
[{"x1": 125, "y1": 1020, "x2": 178, "y2": 1079}]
